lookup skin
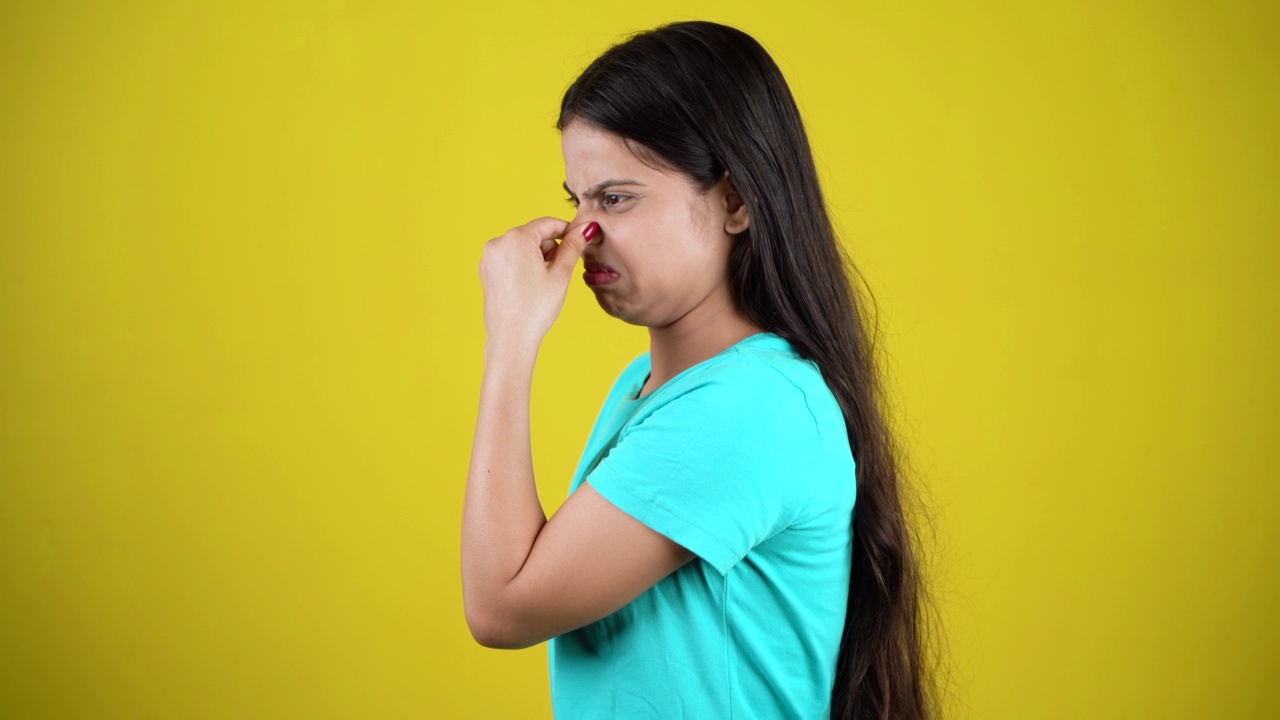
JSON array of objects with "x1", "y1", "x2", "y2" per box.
[{"x1": 462, "y1": 118, "x2": 763, "y2": 649}]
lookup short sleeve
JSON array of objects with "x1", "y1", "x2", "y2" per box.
[{"x1": 584, "y1": 357, "x2": 815, "y2": 575}]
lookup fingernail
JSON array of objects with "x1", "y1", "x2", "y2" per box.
[{"x1": 583, "y1": 221, "x2": 599, "y2": 242}]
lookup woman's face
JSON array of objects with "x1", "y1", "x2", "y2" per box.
[{"x1": 560, "y1": 119, "x2": 748, "y2": 328}]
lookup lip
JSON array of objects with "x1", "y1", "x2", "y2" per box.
[{"x1": 583, "y1": 260, "x2": 620, "y2": 287}]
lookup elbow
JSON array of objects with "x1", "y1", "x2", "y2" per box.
[
  {"x1": 465, "y1": 610, "x2": 514, "y2": 649},
  {"x1": 469, "y1": 625, "x2": 523, "y2": 650},
  {"x1": 464, "y1": 597, "x2": 540, "y2": 650}
]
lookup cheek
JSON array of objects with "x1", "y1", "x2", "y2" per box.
[{"x1": 611, "y1": 209, "x2": 706, "y2": 283}]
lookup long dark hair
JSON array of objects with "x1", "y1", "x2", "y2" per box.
[{"x1": 557, "y1": 20, "x2": 944, "y2": 719}]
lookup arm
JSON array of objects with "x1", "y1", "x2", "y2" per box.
[
  {"x1": 459, "y1": 343, "x2": 545, "y2": 641},
  {"x1": 462, "y1": 217, "x2": 695, "y2": 649}
]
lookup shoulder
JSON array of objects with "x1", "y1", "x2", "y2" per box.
[
  {"x1": 681, "y1": 341, "x2": 839, "y2": 435},
  {"x1": 635, "y1": 349, "x2": 822, "y2": 448}
]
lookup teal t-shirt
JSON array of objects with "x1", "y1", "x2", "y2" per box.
[{"x1": 548, "y1": 332, "x2": 857, "y2": 719}]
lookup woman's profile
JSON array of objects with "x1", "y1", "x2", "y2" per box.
[{"x1": 463, "y1": 19, "x2": 939, "y2": 719}]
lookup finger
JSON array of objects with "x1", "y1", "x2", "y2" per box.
[
  {"x1": 519, "y1": 216, "x2": 571, "y2": 246},
  {"x1": 542, "y1": 221, "x2": 585, "y2": 260},
  {"x1": 551, "y1": 220, "x2": 594, "y2": 276},
  {"x1": 529, "y1": 215, "x2": 586, "y2": 260}
]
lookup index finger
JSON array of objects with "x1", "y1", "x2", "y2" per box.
[{"x1": 517, "y1": 216, "x2": 572, "y2": 243}]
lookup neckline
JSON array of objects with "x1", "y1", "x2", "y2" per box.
[{"x1": 624, "y1": 331, "x2": 787, "y2": 403}]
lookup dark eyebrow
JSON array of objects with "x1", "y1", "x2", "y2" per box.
[{"x1": 562, "y1": 178, "x2": 644, "y2": 199}]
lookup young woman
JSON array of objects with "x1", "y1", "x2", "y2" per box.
[{"x1": 464, "y1": 20, "x2": 938, "y2": 719}]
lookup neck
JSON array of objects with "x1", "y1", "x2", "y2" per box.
[{"x1": 645, "y1": 289, "x2": 765, "y2": 391}]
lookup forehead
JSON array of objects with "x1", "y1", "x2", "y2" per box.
[{"x1": 560, "y1": 121, "x2": 667, "y2": 188}]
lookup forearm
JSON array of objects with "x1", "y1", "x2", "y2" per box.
[{"x1": 461, "y1": 342, "x2": 547, "y2": 629}]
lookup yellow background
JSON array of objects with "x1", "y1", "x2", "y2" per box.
[{"x1": 1, "y1": 1, "x2": 1276, "y2": 717}]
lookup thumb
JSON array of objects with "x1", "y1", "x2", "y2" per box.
[{"x1": 552, "y1": 221, "x2": 597, "y2": 276}]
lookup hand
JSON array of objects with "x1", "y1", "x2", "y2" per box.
[{"x1": 477, "y1": 216, "x2": 592, "y2": 351}]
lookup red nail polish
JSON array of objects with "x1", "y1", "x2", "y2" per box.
[{"x1": 583, "y1": 221, "x2": 599, "y2": 242}]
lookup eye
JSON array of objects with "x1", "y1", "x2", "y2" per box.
[{"x1": 602, "y1": 193, "x2": 626, "y2": 207}]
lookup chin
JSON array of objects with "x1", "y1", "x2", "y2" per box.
[{"x1": 595, "y1": 298, "x2": 643, "y2": 325}]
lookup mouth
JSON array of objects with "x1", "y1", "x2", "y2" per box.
[{"x1": 583, "y1": 260, "x2": 620, "y2": 287}]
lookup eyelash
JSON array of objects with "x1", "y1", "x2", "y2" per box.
[{"x1": 565, "y1": 193, "x2": 627, "y2": 209}]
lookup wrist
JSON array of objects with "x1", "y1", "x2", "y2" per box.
[{"x1": 483, "y1": 337, "x2": 540, "y2": 373}]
